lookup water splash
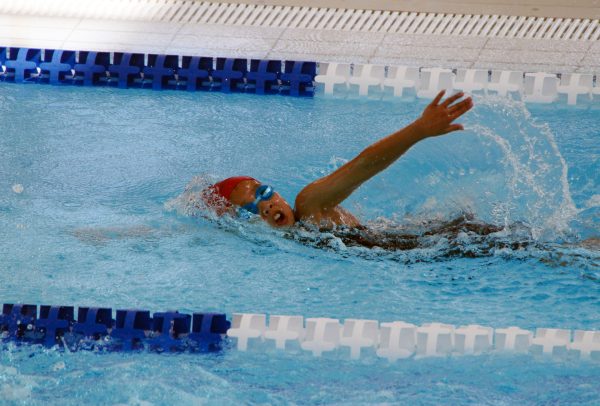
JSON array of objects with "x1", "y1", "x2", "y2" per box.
[
  {"x1": 468, "y1": 95, "x2": 578, "y2": 240},
  {"x1": 164, "y1": 97, "x2": 597, "y2": 267}
]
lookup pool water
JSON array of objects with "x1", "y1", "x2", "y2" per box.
[{"x1": 0, "y1": 84, "x2": 598, "y2": 404}]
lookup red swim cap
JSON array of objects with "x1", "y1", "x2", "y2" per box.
[
  {"x1": 202, "y1": 176, "x2": 257, "y2": 212},
  {"x1": 212, "y1": 176, "x2": 257, "y2": 201}
]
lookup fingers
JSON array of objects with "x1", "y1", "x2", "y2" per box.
[
  {"x1": 448, "y1": 97, "x2": 472, "y2": 114},
  {"x1": 448, "y1": 97, "x2": 473, "y2": 119},
  {"x1": 441, "y1": 91, "x2": 464, "y2": 107},
  {"x1": 441, "y1": 124, "x2": 464, "y2": 134},
  {"x1": 431, "y1": 90, "x2": 445, "y2": 106}
]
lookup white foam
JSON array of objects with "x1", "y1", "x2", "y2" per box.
[
  {"x1": 469, "y1": 95, "x2": 578, "y2": 240},
  {"x1": 585, "y1": 194, "x2": 600, "y2": 208}
]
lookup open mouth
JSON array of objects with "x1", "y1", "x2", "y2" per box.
[{"x1": 273, "y1": 210, "x2": 287, "y2": 226}]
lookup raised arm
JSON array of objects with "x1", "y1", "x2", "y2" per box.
[{"x1": 295, "y1": 91, "x2": 473, "y2": 213}]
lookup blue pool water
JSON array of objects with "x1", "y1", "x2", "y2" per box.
[{"x1": 0, "y1": 83, "x2": 599, "y2": 404}]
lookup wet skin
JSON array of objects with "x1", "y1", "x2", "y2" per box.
[
  {"x1": 228, "y1": 179, "x2": 296, "y2": 227},
  {"x1": 229, "y1": 91, "x2": 473, "y2": 229}
]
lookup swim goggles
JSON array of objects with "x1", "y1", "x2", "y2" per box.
[{"x1": 237, "y1": 184, "x2": 274, "y2": 218}]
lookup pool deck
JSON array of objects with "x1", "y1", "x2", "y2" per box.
[
  {"x1": 0, "y1": 0, "x2": 599, "y2": 74},
  {"x1": 236, "y1": 0, "x2": 600, "y2": 19}
]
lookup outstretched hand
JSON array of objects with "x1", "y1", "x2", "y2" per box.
[{"x1": 414, "y1": 90, "x2": 473, "y2": 138}]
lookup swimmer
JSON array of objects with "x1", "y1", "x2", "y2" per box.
[{"x1": 203, "y1": 90, "x2": 474, "y2": 229}]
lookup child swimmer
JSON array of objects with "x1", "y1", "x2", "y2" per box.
[{"x1": 203, "y1": 90, "x2": 474, "y2": 229}]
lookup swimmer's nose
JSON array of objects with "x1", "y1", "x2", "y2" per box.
[{"x1": 261, "y1": 204, "x2": 273, "y2": 217}]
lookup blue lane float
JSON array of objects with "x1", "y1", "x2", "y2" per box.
[
  {"x1": 73, "y1": 51, "x2": 110, "y2": 86},
  {"x1": 0, "y1": 46, "x2": 316, "y2": 96},
  {"x1": 280, "y1": 60, "x2": 316, "y2": 96},
  {"x1": 72, "y1": 307, "x2": 112, "y2": 339},
  {"x1": 35, "y1": 305, "x2": 75, "y2": 347},
  {"x1": 0, "y1": 47, "x2": 6, "y2": 68},
  {"x1": 5, "y1": 48, "x2": 41, "y2": 82},
  {"x1": 247, "y1": 59, "x2": 281, "y2": 95},
  {"x1": 0, "y1": 303, "x2": 230, "y2": 353},
  {"x1": 0, "y1": 304, "x2": 37, "y2": 339},
  {"x1": 108, "y1": 52, "x2": 145, "y2": 89},
  {"x1": 178, "y1": 56, "x2": 212, "y2": 91},
  {"x1": 143, "y1": 54, "x2": 178, "y2": 90},
  {"x1": 189, "y1": 313, "x2": 231, "y2": 352},
  {"x1": 212, "y1": 57, "x2": 247, "y2": 92},
  {"x1": 38, "y1": 50, "x2": 76, "y2": 85}
]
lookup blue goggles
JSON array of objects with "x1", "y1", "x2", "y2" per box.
[{"x1": 238, "y1": 184, "x2": 274, "y2": 218}]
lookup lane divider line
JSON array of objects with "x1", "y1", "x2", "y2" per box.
[
  {"x1": 0, "y1": 47, "x2": 316, "y2": 96},
  {"x1": 1, "y1": 304, "x2": 598, "y2": 361}
]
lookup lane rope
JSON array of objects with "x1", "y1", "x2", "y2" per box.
[{"x1": 1, "y1": 304, "x2": 598, "y2": 361}]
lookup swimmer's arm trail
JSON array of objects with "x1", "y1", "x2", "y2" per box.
[{"x1": 295, "y1": 91, "x2": 473, "y2": 213}]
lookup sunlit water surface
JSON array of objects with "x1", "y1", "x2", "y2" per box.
[{"x1": 0, "y1": 84, "x2": 599, "y2": 405}]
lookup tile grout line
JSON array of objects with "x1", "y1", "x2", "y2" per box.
[
  {"x1": 472, "y1": 36, "x2": 492, "y2": 70},
  {"x1": 266, "y1": 23, "x2": 292, "y2": 61},
  {"x1": 367, "y1": 29, "x2": 388, "y2": 65},
  {"x1": 164, "y1": 20, "x2": 187, "y2": 56},
  {"x1": 59, "y1": 17, "x2": 83, "y2": 51}
]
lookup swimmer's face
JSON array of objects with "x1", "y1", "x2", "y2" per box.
[{"x1": 257, "y1": 192, "x2": 295, "y2": 228}]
